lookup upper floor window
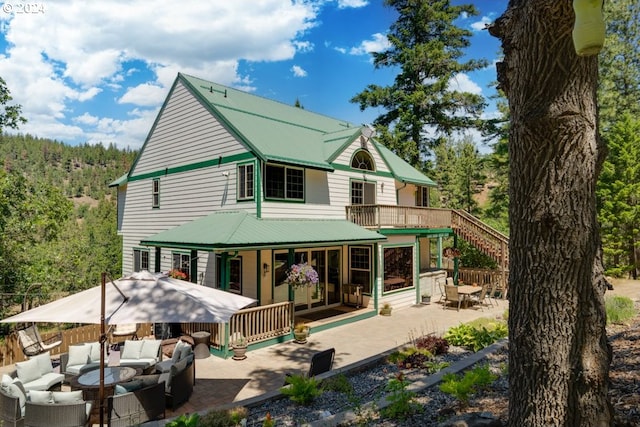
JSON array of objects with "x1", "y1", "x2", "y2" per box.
[
  {"x1": 265, "y1": 164, "x2": 304, "y2": 201},
  {"x1": 416, "y1": 186, "x2": 429, "y2": 207},
  {"x1": 351, "y1": 180, "x2": 376, "y2": 205},
  {"x1": 238, "y1": 163, "x2": 254, "y2": 201},
  {"x1": 152, "y1": 179, "x2": 160, "y2": 208},
  {"x1": 351, "y1": 150, "x2": 375, "y2": 171},
  {"x1": 133, "y1": 249, "x2": 149, "y2": 272}
]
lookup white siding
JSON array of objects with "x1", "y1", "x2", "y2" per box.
[
  {"x1": 133, "y1": 81, "x2": 247, "y2": 175},
  {"x1": 397, "y1": 183, "x2": 418, "y2": 206},
  {"x1": 378, "y1": 235, "x2": 419, "y2": 309}
]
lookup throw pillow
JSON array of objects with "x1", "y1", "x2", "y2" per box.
[
  {"x1": 140, "y1": 339, "x2": 161, "y2": 360},
  {"x1": 114, "y1": 385, "x2": 128, "y2": 395},
  {"x1": 31, "y1": 351, "x2": 53, "y2": 376},
  {"x1": 67, "y1": 345, "x2": 91, "y2": 367},
  {"x1": 179, "y1": 344, "x2": 193, "y2": 361},
  {"x1": 1, "y1": 380, "x2": 27, "y2": 409},
  {"x1": 1, "y1": 374, "x2": 12, "y2": 386},
  {"x1": 15, "y1": 357, "x2": 41, "y2": 384},
  {"x1": 28, "y1": 390, "x2": 52, "y2": 404},
  {"x1": 52, "y1": 390, "x2": 83, "y2": 403},
  {"x1": 171, "y1": 340, "x2": 185, "y2": 363},
  {"x1": 121, "y1": 340, "x2": 144, "y2": 360},
  {"x1": 84, "y1": 342, "x2": 101, "y2": 362}
]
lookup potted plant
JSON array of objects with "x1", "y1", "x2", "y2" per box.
[
  {"x1": 379, "y1": 302, "x2": 392, "y2": 316},
  {"x1": 293, "y1": 323, "x2": 310, "y2": 344},
  {"x1": 232, "y1": 335, "x2": 247, "y2": 360},
  {"x1": 421, "y1": 292, "x2": 431, "y2": 305}
]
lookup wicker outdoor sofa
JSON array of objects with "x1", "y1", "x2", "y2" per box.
[
  {"x1": 24, "y1": 400, "x2": 91, "y2": 427},
  {"x1": 107, "y1": 380, "x2": 165, "y2": 427}
]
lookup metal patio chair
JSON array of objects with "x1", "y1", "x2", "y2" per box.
[{"x1": 16, "y1": 323, "x2": 62, "y2": 357}]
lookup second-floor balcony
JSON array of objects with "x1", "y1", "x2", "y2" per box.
[{"x1": 346, "y1": 205, "x2": 453, "y2": 230}]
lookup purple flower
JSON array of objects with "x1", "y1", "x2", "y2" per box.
[{"x1": 286, "y1": 263, "x2": 319, "y2": 289}]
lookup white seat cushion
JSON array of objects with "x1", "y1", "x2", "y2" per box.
[
  {"x1": 140, "y1": 340, "x2": 161, "y2": 360},
  {"x1": 52, "y1": 390, "x2": 83, "y2": 403},
  {"x1": 121, "y1": 340, "x2": 144, "y2": 360},
  {"x1": 21, "y1": 372, "x2": 64, "y2": 391},
  {"x1": 28, "y1": 390, "x2": 52, "y2": 403},
  {"x1": 67, "y1": 345, "x2": 91, "y2": 367},
  {"x1": 30, "y1": 351, "x2": 53, "y2": 376},
  {"x1": 15, "y1": 358, "x2": 41, "y2": 384}
]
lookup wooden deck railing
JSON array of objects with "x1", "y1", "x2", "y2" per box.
[
  {"x1": 447, "y1": 268, "x2": 509, "y2": 298},
  {"x1": 346, "y1": 205, "x2": 453, "y2": 229},
  {"x1": 227, "y1": 301, "x2": 293, "y2": 346},
  {"x1": 0, "y1": 302, "x2": 294, "y2": 367}
]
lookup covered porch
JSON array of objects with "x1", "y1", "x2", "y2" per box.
[{"x1": 138, "y1": 211, "x2": 387, "y2": 357}]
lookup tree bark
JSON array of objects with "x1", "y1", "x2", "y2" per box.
[{"x1": 489, "y1": 1, "x2": 612, "y2": 426}]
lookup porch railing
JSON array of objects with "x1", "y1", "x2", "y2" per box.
[
  {"x1": 346, "y1": 205, "x2": 453, "y2": 229},
  {"x1": 447, "y1": 267, "x2": 509, "y2": 298},
  {"x1": 227, "y1": 301, "x2": 293, "y2": 346}
]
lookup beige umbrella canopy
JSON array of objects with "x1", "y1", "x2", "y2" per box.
[
  {"x1": 2, "y1": 270, "x2": 257, "y2": 425},
  {"x1": 1, "y1": 270, "x2": 257, "y2": 325}
]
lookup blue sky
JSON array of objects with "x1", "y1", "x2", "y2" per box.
[{"x1": 0, "y1": 0, "x2": 507, "y2": 150}]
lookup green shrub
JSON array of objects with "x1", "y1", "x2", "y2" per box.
[
  {"x1": 166, "y1": 413, "x2": 200, "y2": 427},
  {"x1": 321, "y1": 373, "x2": 353, "y2": 394},
  {"x1": 197, "y1": 407, "x2": 247, "y2": 427},
  {"x1": 605, "y1": 295, "x2": 637, "y2": 324},
  {"x1": 380, "y1": 373, "x2": 421, "y2": 420},
  {"x1": 444, "y1": 320, "x2": 508, "y2": 352},
  {"x1": 280, "y1": 374, "x2": 322, "y2": 406},
  {"x1": 439, "y1": 364, "x2": 498, "y2": 405}
]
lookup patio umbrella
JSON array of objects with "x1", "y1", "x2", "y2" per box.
[
  {"x1": 1, "y1": 270, "x2": 257, "y2": 325},
  {"x1": 1, "y1": 270, "x2": 257, "y2": 425}
]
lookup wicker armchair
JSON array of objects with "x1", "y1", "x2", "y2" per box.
[
  {"x1": 107, "y1": 381, "x2": 165, "y2": 427},
  {"x1": 0, "y1": 386, "x2": 24, "y2": 427},
  {"x1": 24, "y1": 401, "x2": 91, "y2": 427}
]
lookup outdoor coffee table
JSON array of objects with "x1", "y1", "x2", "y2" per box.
[{"x1": 74, "y1": 366, "x2": 140, "y2": 424}]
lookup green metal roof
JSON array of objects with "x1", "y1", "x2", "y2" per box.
[
  {"x1": 109, "y1": 173, "x2": 128, "y2": 187},
  {"x1": 140, "y1": 211, "x2": 387, "y2": 251},
  {"x1": 373, "y1": 142, "x2": 437, "y2": 187}
]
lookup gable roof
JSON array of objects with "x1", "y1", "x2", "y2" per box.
[
  {"x1": 114, "y1": 73, "x2": 436, "y2": 187},
  {"x1": 140, "y1": 211, "x2": 386, "y2": 251}
]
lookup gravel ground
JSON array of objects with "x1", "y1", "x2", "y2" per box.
[{"x1": 240, "y1": 313, "x2": 640, "y2": 427}]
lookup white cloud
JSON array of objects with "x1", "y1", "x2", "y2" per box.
[
  {"x1": 348, "y1": 33, "x2": 390, "y2": 56},
  {"x1": 471, "y1": 16, "x2": 492, "y2": 31},
  {"x1": 337, "y1": 0, "x2": 368, "y2": 9},
  {"x1": 119, "y1": 83, "x2": 167, "y2": 106},
  {"x1": 291, "y1": 65, "x2": 307, "y2": 78},
  {"x1": 448, "y1": 73, "x2": 483, "y2": 95},
  {"x1": 0, "y1": 0, "x2": 321, "y2": 148}
]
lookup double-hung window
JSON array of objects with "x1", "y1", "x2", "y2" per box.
[
  {"x1": 265, "y1": 163, "x2": 304, "y2": 201},
  {"x1": 238, "y1": 163, "x2": 254, "y2": 201},
  {"x1": 351, "y1": 180, "x2": 376, "y2": 205},
  {"x1": 133, "y1": 249, "x2": 149, "y2": 272},
  {"x1": 152, "y1": 179, "x2": 160, "y2": 208},
  {"x1": 172, "y1": 252, "x2": 190, "y2": 279},
  {"x1": 349, "y1": 246, "x2": 371, "y2": 294}
]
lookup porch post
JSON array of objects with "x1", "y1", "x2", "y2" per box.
[
  {"x1": 453, "y1": 234, "x2": 460, "y2": 285},
  {"x1": 154, "y1": 247, "x2": 161, "y2": 273},
  {"x1": 190, "y1": 250, "x2": 197, "y2": 283},
  {"x1": 436, "y1": 236, "x2": 443, "y2": 269},
  {"x1": 221, "y1": 252, "x2": 229, "y2": 291},
  {"x1": 287, "y1": 249, "x2": 295, "y2": 302}
]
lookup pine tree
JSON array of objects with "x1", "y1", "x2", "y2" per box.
[{"x1": 350, "y1": 0, "x2": 487, "y2": 169}]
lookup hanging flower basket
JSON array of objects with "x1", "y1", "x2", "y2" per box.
[{"x1": 286, "y1": 263, "x2": 319, "y2": 289}]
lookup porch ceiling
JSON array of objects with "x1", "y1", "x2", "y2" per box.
[{"x1": 140, "y1": 210, "x2": 387, "y2": 251}]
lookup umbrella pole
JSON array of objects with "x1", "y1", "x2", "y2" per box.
[{"x1": 99, "y1": 272, "x2": 106, "y2": 426}]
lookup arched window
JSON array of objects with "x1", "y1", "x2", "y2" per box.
[{"x1": 351, "y1": 150, "x2": 375, "y2": 171}]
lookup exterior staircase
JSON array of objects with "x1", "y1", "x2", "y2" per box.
[{"x1": 451, "y1": 209, "x2": 509, "y2": 272}]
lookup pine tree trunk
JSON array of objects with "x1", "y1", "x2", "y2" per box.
[{"x1": 489, "y1": 1, "x2": 612, "y2": 426}]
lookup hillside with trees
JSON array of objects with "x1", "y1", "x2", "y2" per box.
[{"x1": 0, "y1": 133, "x2": 137, "y2": 324}]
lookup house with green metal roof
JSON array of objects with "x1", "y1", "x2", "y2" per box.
[{"x1": 110, "y1": 73, "x2": 506, "y2": 357}]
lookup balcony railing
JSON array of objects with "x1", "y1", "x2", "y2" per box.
[{"x1": 346, "y1": 205, "x2": 453, "y2": 229}]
